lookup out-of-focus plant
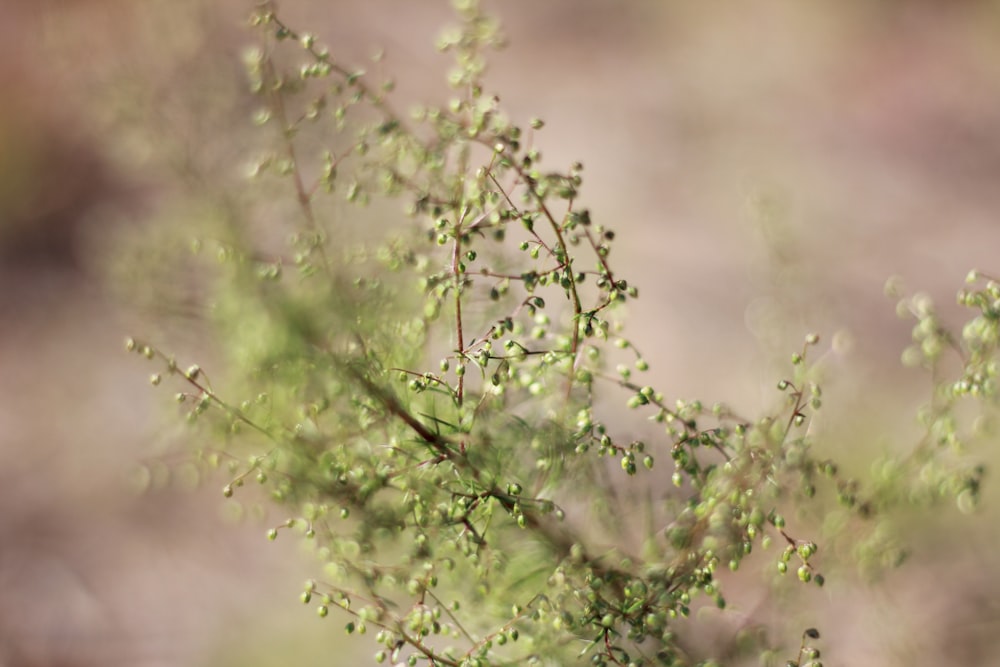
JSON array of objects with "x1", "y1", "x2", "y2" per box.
[{"x1": 125, "y1": 2, "x2": 995, "y2": 665}]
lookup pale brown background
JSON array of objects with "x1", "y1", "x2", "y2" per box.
[{"x1": 2, "y1": 1, "x2": 1000, "y2": 665}]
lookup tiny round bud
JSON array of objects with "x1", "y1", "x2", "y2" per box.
[{"x1": 267, "y1": 528, "x2": 278, "y2": 541}]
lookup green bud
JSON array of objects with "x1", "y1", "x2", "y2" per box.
[{"x1": 797, "y1": 542, "x2": 817, "y2": 559}]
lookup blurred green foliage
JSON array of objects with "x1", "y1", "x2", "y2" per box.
[{"x1": 112, "y1": 2, "x2": 1000, "y2": 666}]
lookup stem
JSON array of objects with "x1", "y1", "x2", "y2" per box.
[
  {"x1": 259, "y1": 42, "x2": 331, "y2": 274},
  {"x1": 519, "y1": 171, "x2": 583, "y2": 397},
  {"x1": 453, "y1": 216, "x2": 466, "y2": 407}
]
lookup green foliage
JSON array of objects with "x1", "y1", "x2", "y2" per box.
[{"x1": 124, "y1": 2, "x2": 995, "y2": 665}]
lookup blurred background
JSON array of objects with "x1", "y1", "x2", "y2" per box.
[{"x1": 2, "y1": 0, "x2": 1000, "y2": 664}]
